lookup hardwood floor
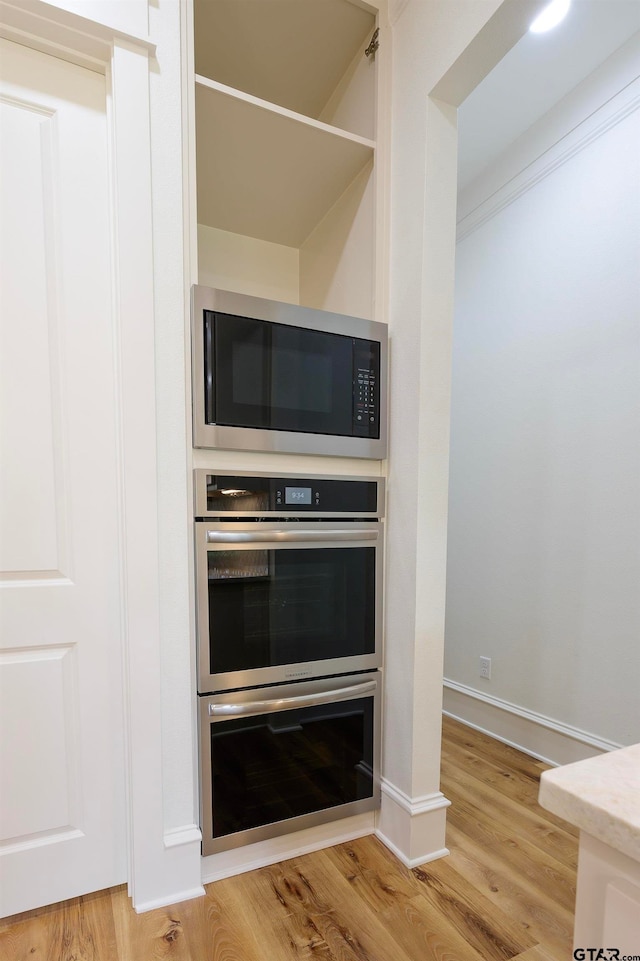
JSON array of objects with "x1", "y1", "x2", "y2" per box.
[{"x1": 0, "y1": 716, "x2": 578, "y2": 961}]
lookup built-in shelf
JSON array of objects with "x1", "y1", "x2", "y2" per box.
[
  {"x1": 193, "y1": 0, "x2": 376, "y2": 133},
  {"x1": 195, "y1": 76, "x2": 375, "y2": 248},
  {"x1": 192, "y1": 0, "x2": 381, "y2": 316}
]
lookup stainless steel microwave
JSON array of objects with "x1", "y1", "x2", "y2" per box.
[{"x1": 191, "y1": 286, "x2": 388, "y2": 458}]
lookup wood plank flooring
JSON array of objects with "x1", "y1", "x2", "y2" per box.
[{"x1": 0, "y1": 716, "x2": 578, "y2": 961}]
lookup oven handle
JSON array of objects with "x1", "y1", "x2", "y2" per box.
[
  {"x1": 208, "y1": 679, "x2": 377, "y2": 717},
  {"x1": 206, "y1": 529, "x2": 378, "y2": 544}
]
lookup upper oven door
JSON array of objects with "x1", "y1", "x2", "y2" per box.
[{"x1": 195, "y1": 521, "x2": 383, "y2": 693}]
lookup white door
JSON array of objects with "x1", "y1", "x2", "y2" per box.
[{"x1": 0, "y1": 39, "x2": 126, "y2": 916}]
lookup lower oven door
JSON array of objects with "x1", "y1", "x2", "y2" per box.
[
  {"x1": 199, "y1": 672, "x2": 381, "y2": 856},
  {"x1": 195, "y1": 520, "x2": 383, "y2": 692}
]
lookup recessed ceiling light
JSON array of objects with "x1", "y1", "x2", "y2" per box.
[{"x1": 530, "y1": 0, "x2": 571, "y2": 33}]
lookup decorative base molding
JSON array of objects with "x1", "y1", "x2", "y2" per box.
[
  {"x1": 376, "y1": 832, "x2": 449, "y2": 871},
  {"x1": 131, "y1": 826, "x2": 204, "y2": 913},
  {"x1": 376, "y1": 778, "x2": 450, "y2": 868},
  {"x1": 163, "y1": 825, "x2": 202, "y2": 850},
  {"x1": 134, "y1": 886, "x2": 205, "y2": 915},
  {"x1": 443, "y1": 679, "x2": 621, "y2": 767}
]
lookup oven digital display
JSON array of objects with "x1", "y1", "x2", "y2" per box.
[{"x1": 285, "y1": 486, "x2": 312, "y2": 505}]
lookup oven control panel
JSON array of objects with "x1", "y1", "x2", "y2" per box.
[
  {"x1": 194, "y1": 471, "x2": 383, "y2": 518},
  {"x1": 276, "y1": 486, "x2": 315, "y2": 508}
]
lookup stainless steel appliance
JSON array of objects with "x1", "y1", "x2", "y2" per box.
[
  {"x1": 194, "y1": 470, "x2": 384, "y2": 693},
  {"x1": 191, "y1": 286, "x2": 388, "y2": 459},
  {"x1": 194, "y1": 470, "x2": 384, "y2": 854},
  {"x1": 199, "y1": 672, "x2": 381, "y2": 855}
]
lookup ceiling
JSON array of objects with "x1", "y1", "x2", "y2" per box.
[{"x1": 457, "y1": 0, "x2": 640, "y2": 192}]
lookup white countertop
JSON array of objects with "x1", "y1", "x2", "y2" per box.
[{"x1": 538, "y1": 743, "x2": 640, "y2": 862}]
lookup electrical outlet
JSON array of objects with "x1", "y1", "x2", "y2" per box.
[{"x1": 479, "y1": 656, "x2": 492, "y2": 679}]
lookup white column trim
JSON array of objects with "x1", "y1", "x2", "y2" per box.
[
  {"x1": 380, "y1": 778, "x2": 451, "y2": 817},
  {"x1": 163, "y1": 825, "x2": 202, "y2": 850},
  {"x1": 108, "y1": 35, "x2": 203, "y2": 911}
]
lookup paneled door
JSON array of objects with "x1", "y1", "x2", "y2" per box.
[{"x1": 0, "y1": 39, "x2": 127, "y2": 916}]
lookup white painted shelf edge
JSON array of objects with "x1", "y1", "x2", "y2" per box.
[{"x1": 195, "y1": 73, "x2": 376, "y2": 150}]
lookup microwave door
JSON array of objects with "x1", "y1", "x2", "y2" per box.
[{"x1": 213, "y1": 313, "x2": 354, "y2": 436}]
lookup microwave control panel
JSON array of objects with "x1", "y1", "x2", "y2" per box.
[{"x1": 353, "y1": 341, "x2": 380, "y2": 438}]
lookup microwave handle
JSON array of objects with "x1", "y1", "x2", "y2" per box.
[
  {"x1": 206, "y1": 529, "x2": 378, "y2": 544},
  {"x1": 208, "y1": 679, "x2": 377, "y2": 717},
  {"x1": 204, "y1": 311, "x2": 215, "y2": 425}
]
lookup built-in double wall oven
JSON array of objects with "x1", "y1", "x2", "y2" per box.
[{"x1": 194, "y1": 470, "x2": 383, "y2": 855}]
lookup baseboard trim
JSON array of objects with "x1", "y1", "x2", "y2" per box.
[
  {"x1": 376, "y1": 832, "x2": 449, "y2": 870},
  {"x1": 133, "y1": 886, "x2": 205, "y2": 914},
  {"x1": 443, "y1": 679, "x2": 621, "y2": 767},
  {"x1": 131, "y1": 828, "x2": 204, "y2": 912},
  {"x1": 201, "y1": 813, "x2": 375, "y2": 885},
  {"x1": 376, "y1": 779, "x2": 450, "y2": 868}
]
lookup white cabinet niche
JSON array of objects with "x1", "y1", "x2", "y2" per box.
[{"x1": 193, "y1": 0, "x2": 381, "y2": 319}]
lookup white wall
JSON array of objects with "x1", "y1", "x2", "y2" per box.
[{"x1": 444, "y1": 38, "x2": 640, "y2": 759}]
